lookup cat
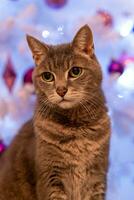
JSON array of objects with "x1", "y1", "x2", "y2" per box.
[{"x1": 0, "y1": 25, "x2": 111, "y2": 200}]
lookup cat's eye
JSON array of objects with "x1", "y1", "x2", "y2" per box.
[
  {"x1": 41, "y1": 72, "x2": 54, "y2": 82},
  {"x1": 69, "y1": 67, "x2": 82, "y2": 78}
]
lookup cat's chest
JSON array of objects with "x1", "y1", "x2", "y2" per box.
[
  {"x1": 36, "y1": 118, "x2": 106, "y2": 169},
  {"x1": 59, "y1": 137, "x2": 94, "y2": 166}
]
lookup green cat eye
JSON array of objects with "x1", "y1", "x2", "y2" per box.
[
  {"x1": 41, "y1": 72, "x2": 54, "y2": 82},
  {"x1": 69, "y1": 67, "x2": 82, "y2": 78}
]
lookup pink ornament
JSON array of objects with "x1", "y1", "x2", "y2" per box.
[
  {"x1": 45, "y1": 0, "x2": 67, "y2": 9},
  {"x1": 97, "y1": 10, "x2": 113, "y2": 27},
  {"x1": 108, "y1": 59, "x2": 125, "y2": 75},
  {"x1": 0, "y1": 140, "x2": 6, "y2": 155},
  {"x1": 23, "y1": 67, "x2": 34, "y2": 85},
  {"x1": 3, "y1": 56, "x2": 16, "y2": 92}
]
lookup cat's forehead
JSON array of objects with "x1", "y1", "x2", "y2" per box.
[
  {"x1": 44, "y1": 44, "x2": 73, "y2": 72},
  {"x1": 49, "y1": 43, "x2": 72, "y2": 55}
]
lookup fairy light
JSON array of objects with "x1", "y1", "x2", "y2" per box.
[
  {"x1": 119, "y1": 19, "x2": 133, "y2": 37},
  {"x1": 42, "y1": 30, "x2": 50, "y2": 38}
]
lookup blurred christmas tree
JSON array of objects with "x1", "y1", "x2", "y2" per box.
[{"x1": 0, "y1": 0, "x2": 134, "y2": 199}]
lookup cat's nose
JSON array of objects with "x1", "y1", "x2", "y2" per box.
[{"x1": 56, "y1": 86, "x2": 68, "y2": 97}]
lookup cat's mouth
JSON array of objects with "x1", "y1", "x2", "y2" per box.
[
  {"x1": 58, "y1": 98, "x2": 73, "y2": 109},
  {"x1": 59, "y1": 98, "x2": 70, "y2": 104}
]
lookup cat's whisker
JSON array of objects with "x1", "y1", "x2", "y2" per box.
[
  {"x1": 80, "y1": 99, "x2": 98, "y2": 119},
  {"x1": 34, "y1": 99, "x2": 51, "y2": 120},
  {"x1": 79, "y1": 101, "x2": 91, "y2": 118},
  {"x1": 81, "y1": 93, "x2": 104, "y2": 110}
]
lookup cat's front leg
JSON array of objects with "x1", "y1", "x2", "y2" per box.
[
  {"x1": 37, "y1": 179, "x2": 68, "y2": 200},
  {"x1": 47, "y1": 186, "x2": 68, "y2": 200},
  {"x1": 37, "y1": 187, "x2": 68, "y2": 200}
]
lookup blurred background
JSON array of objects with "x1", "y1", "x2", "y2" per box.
[{"x1": 0, "y1": 0, "x2": 134, "y2": 199}]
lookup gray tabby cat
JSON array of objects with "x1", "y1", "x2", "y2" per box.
[{"x1": 0, "y1": 25, "x2": 111, "y2": 200}]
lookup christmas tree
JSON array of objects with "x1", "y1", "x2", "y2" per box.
[{"x1": 0, "y1": 0, "x2": 134, "y2": 199}]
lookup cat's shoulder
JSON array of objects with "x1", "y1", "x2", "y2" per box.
[
  {"x1": 10, "y1": 119, "x2": 35, "y2": 146},
  {"x1": 18, "y1": 119, "x2": 34, "y2": 139}
]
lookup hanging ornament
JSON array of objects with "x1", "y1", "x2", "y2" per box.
[
  {"x1": 0, "y1": 140, "x2": 6, "y2": 155},
  {"x1": 3, "y1": 56, "x2": 16, "y2": 92},
  {"x1": 23, "y1": 67, "x2": 34, "y2": 85},
  {"x1": 45, "y1": 0, "x2": 67, "y2": 9},
  {"x1": 97, "y1": 10, "x2": 113, "y2": 27},
  {"x1": 108, "y1": 59, "x2": 125, "y2": 75}
]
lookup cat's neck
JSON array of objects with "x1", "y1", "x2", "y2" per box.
[
  {"x1": 34, "y1": 95, "x2": 109, "y2": 145},
  {"x1": 50, "y1": 104, "x2": 107, "y2": 126}
]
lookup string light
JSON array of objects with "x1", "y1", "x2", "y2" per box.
[
  {"x1": 42, "y1": 30, "x2": 50, "y2": 38},
  {"x1": 119, "y1": 19, "x2": 133, "y2": 37}
]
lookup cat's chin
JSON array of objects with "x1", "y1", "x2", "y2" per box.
[{"x1": 58, "y1": 100, "x2": 76, "y2": 109}]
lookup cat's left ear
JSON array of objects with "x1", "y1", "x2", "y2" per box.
[
  {"x1": 26, "y1": 35, "x2": 49, "y2": 66},
  {"x1": 72, "y1": 25, "x2": 94, "y2": 57}
]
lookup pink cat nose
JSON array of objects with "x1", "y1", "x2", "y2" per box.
[{"x1": 56, "y1": 86, "x2": 68, "y2": 97}]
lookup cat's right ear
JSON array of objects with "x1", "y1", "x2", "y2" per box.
[{"x1": 26, "y1": 35, "x2": 49, "y2": 66}]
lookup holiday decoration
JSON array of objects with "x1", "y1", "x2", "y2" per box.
[
  {"x1": 108, "y1": 59, "x2": 125, "y2": 75},
  {"x1": 23, "y1": 67, "x2": 34, "y2": 85},
  {"x1": 0, "y1": 140, "x2": 6, "y2": 155},
  {"x1": 45, "y1": 0, "x2": 67, "y2": 9},
  {"x1": 0, "y1": 0, "x2": 134, "y2": 199},
  {"x1": 97, "y1": 10, "x2": 113, "y2": 27},
  {"x1": 3, "y1": 56, "x2": 16, "y2": 92}
]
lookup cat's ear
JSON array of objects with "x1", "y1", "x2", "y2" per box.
[
  {"x1": 72, "y1": 25, "x2": 94, "y2": 57},
  {"x1": 26, "y1": 35, "x2": 49, "y2": 65}
]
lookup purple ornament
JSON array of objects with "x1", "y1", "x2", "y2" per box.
[
  {"x1": 23, "y1": 67, "x2": 34, "y2": 85},
  {"x1": 45, "y1": 0, "x2": 67, "y2": 9},
  {"x1": 108, "y1": 59, "x2": 125, "y2": 75},
  {"x1": 0, "y1": 140, "x2": 6, "y2": 155}
]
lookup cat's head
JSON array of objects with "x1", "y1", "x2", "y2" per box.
[{"x1": 26, "y1": 25, "x2": 102, "y2": 110}]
